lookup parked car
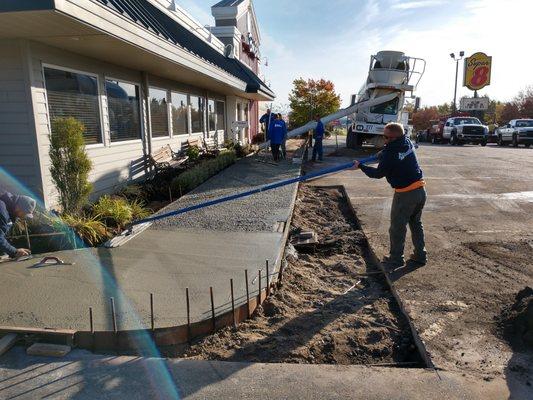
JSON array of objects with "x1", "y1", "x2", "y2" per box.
[
  {"x1": 497, "y1": 119, "x2": 533, "y2": 147},
  {"x1": 443, "y1": 117, "x2": 488, "y2": 146}
]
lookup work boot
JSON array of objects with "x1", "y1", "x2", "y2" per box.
[
  {"x1": 381, "y1": 256, "x2": 404, "y2": 269},
  {"x1": 408, "y1": 253, "x2": 427, "y2": 266}
]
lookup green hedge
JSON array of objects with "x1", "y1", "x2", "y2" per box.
[{"x1": 171, "y1": 150, "x2": 236, "y2": 194}]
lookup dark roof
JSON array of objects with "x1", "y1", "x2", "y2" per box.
[
  {"x1": 94, "y1": 0, "x2": 273, "y2": 97},
  {"x1": 212, "y1": 0, "x2": 246, "y2": 7}
]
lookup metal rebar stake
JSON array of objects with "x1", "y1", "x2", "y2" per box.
[
  {"x1": 258, "y1": 270, "x2": 262, "y2": 305},
  {"x1": 186, "y1": 288, "x2": 191, "y2": 342},
  {"x1": 266, "y1": 260, "x2": 270, "y2": 296},
  {"x1": 230, "y1": 278, "x2": 236, "y2": 327},
  {"x1": 245, "y1": 270, "x2": 250, "y2": 318},
  {"x1": 210, "y1": 287, "x2": 216, "y2": 332},
  {"x1": 150, "y1": 293, "x2": 154, "y2": 331}
]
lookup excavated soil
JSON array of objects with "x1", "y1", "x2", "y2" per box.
[
  {"x1": 178, "y1": 185, "x2": 423, "y2": 366},
  {"x1": 499, "y1": 286, "x2": 533, "y2": 350}
]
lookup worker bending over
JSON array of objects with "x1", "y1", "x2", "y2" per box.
[
  {"x1": 354, "y1": 123, "x2": 427, "y2": 268},
  {"x1": 0, "y1": 192, "x2": 36, "y2": 259}
]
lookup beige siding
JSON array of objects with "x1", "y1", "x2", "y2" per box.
[
  {"x1": 0, "y1": 40, "x2": 43, "y2": 199},
  {"x1": 28, "y1": 41, "x2": 148, "y2": 207}
]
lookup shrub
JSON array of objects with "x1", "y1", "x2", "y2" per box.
[
  {"x1": 129, "y1": 199, "x2": 152, "y2": 220},
  {"x1": 171, "y1": 150, "x2": 236, "y2": 194},
  {"x1": 186, "y1": 145, "x2": 200, "y2": 161},
  {"x1": 92, "y1": 195, "x2": 133, "y2": 229},
  {"x1": 49, "y1": 117, "x2": 93, "y2": 214},
  {"x1": 116, "y1": 184, "x2": 145, "y2": 201},
  {"x1": 60, "y1": 214, "x2": 108, "y2": 246}
]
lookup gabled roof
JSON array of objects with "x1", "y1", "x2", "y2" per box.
[
  {"x1": 95, "y1": 0, "x2": 273, "y2": 97},
  {"x1": 212, "y1": 0, "x2": 246, "y2": 7}
]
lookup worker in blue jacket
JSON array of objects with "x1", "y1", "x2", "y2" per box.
[
  {"x1": 311, "y1": 115, "x2": 325, "y2": 162},
  {"x1": 259, "y1": 109, "x2": 274, "y2": 141},
  {"x1": 269, "y1": 114, "x2": 287, "y2": 162},
  {"x1": 354, "y1": 122, "x2": 426, "y2": 269},
  {"x1": 0, "y1": 192, "x2": 36, "y2": 259}
]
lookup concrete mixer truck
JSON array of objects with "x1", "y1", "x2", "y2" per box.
[{"x1": 346, "y1": 51, "x2": 425, "y2": 148}]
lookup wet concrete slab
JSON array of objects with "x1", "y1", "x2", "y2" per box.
[{"x1": 0, "y1": 155, "x2": 300, "y2": 331}]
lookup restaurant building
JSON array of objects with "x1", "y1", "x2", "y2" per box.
[{"x1": 0, "y1": 0, "x2": 274, "y2": 208}]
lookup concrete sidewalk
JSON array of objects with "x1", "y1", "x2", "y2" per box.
[
  {"x1": 0, "y1": 155, "x2": 300, "y2": 331},
  {"x1": 0, "y1": 346, "x2": 519, "y2": 400}
]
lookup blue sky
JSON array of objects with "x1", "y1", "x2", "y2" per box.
[{"x1": 181, "y1": 0, "x2": 532, "y2": 108}]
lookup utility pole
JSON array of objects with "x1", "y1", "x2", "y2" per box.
[{"x1": 450, "y1": 51, "x2": 465, "y2": 115}]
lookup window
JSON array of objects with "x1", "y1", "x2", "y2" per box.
[
  {"x1": 370, "y1": 97, "x2": 399, "y2": 116},
  {"x1": 149, "y1": 87, "x2": 169, "y2": 138},
  {"x1": 171, "y1": 92, "x2": 189, "y2": 136},
  {"x1": 44, "y1": 67, "x2": 102, "y2": 144},
  {"x1": 190, "y1": 95, "x2": 205, "y2": 134},
  {"x1": 208, "y1": 99, "x2": 216, "y2": 132},
  {"x1": 106, "y1": 79, "x2": 141, "y2": 142},
  {"x1": 453, "y1": 118, "x2": 481, "y2": 125},
  {"x1": 216, "y1": 101, "x2": 225, "y2": 131},
  {"x1": 516, "y1": 120, "x2": 533, "y2": 127}
]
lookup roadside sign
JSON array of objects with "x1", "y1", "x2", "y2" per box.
[
  {"x1": 463, "y1": 52, "x2": 492, "y2": 90},
  {"x1": 460, "y1": 97, "x2": 489, "y2": 111}
]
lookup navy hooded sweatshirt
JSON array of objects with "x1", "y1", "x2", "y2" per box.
[
  {"x1": 0, "y1": 192, "x2": 18, "y2": 257},
  {"x1": 359, "y1": 135, "x2": 423, "y2": 189}
]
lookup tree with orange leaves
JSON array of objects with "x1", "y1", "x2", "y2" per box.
[{"x1": 288, "y1": 78, "x2": 341, "y2": 128}]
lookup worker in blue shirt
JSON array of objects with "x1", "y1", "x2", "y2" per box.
[
  {"x1": 311, "y1": 115, "x2": 325, "y2": 162},
  {"x1": 278, "y1": 113, "x2": 288, "y2": 159},
  {"x1": 353, "y1": 122, "x2": 426, "y2": 269},
  {"x1": 259, "y1": 109, "x2": 274, "y2": 141},
  {"x1": 0, "y1": 192, "x2": 36, "y2": 259},
  {"x1": 269, "y1": 114, "x2": 287, "y2": 162}
]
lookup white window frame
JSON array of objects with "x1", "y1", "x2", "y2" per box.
[
  {"x1": 42, "y1": 63, "x2": 106, "y2": 149},
  {"x1": 207, "y1": 97, "x2": 217, "y2": 138},
  {"x1": 215, "y1": 99, "x2": 226, "y2": 130},
  {"x1": 170, "y1": 90, "x2": 190, "y2": 138},
  {"x1": 105, "y1": 76, "x2": 144, "y2": 147},
  {"x1": 148, "y1": 85, "x2": 171, "y2": 141},
  {"x1": 189, "y1": 94, "x2": 205, "y2": 136}
]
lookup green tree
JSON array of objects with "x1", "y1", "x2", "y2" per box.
[
  {"x1": 49, "y1": 117, "x2": 93, "y2": 214},
  {"x1": 437, "y1": 102, "x2": 453, "y2": 116},
  {"x1": 288, "y1": 78, "x2": 341, "y2": 128}
]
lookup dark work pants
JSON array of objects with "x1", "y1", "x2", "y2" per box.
[
  {"x1": 271, "y1": 144, "x2": 281, "y2": 161},
  {"x1": 389, "y1": 187, "x2": 427, "y2": 263},
  {"x1": 312, "y1": 139, "x2": 323, "y2": 161}
]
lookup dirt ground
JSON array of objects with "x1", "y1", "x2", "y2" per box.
[
  {"x1": 179, "y1": 185, "x2": 422, "y2": 366},
  {"x1": 310, "y1": 141, "x2": 533, "y2": 391}
]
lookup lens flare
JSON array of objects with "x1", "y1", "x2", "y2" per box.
[{"x1": 0, "y1": 167, "x2": 180, "y2": 399}]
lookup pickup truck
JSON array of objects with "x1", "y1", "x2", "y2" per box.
[
  {"x1": 497, "y1": 119, "x2": 533, "y2": 147},
  {"x1": 443, "y1": 117, "x2": 489, "y2": 146}
]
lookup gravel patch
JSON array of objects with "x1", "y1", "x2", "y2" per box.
[{"x1": 151, "y1": 156, "x2": 301, "y2": 232}]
